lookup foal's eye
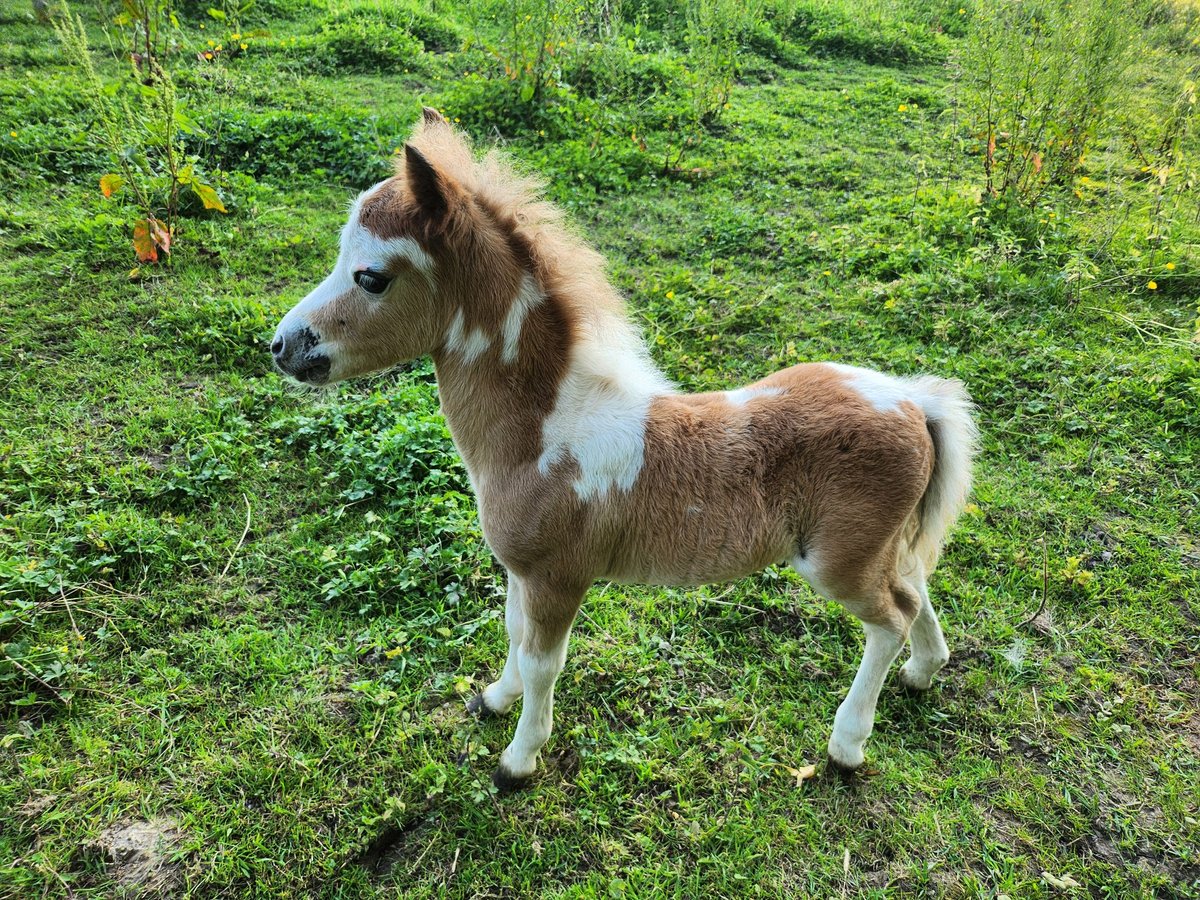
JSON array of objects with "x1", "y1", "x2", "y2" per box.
[{"x1": 354, "y1": 270, "x2": 392, "y2": 294}]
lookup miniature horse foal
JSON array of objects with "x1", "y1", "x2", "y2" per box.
[{"x1": 272, "y1": 109, "x2": 978, "y2": 789}]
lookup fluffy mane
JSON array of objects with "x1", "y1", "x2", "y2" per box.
[{"x1": 398, "y1": 115, "x2": 671, "y2": 395}]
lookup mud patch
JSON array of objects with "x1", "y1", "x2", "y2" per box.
[
  {"x1": 354, "y1": 815, "x2": 434, "y2": 876},
  {"x1": 90, "y1": 818, "x2": 184, "y2": 895}
]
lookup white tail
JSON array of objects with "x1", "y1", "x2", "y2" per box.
[{"x1": 908, "y1": 377, "x2": 979, "y2": 569}]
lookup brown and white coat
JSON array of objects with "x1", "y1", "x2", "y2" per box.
[{"x1": 272, "y1": 109, "x2": 979, "y2": 788}]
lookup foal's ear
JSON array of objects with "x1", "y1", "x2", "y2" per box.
[
  {"x1": 422, "y1": 106, "x2": 448, "y2": 128},
  {"x1": 404, "y1": 143, "x2": 458, "y2": 227}
]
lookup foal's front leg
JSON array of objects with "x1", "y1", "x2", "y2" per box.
[
  {"x1": 492, "y1": 580, "x2": 585, "y2": 791},
  {"x1": 467, "y1": 574, "x2": 526, "y2": 717}
]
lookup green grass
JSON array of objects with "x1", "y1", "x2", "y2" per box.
[{"x1": 2, "y1": 0, "x2": 1199, "y2": 896}]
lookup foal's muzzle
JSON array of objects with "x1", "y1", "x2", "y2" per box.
[{"x1": 271, "y1": 326, "x2": 331, "y2": 385}]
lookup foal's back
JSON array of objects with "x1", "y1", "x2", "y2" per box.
[{"x1": 594, "y1": 362, "x2": 935, "y2": 590}]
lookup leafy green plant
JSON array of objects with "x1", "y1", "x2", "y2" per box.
[
  {"x1": 467, "y1": 0, "x2": 589, "y2": 104},
  {"x1": 958, "y1": 0, "x2": 1143, "y2": 205},
  {"x1": 53, "y1": 7, "x2": 229, "y2": 262}
]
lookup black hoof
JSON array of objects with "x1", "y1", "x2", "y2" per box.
[
  {"x1": 826, "y1": 754, "x2": 863, "y2": 779},
  {"x1": 492, "y1": 765, "x2": 532, "y2": 794},
  {"x1": 466, "y1": 694, "x2": 499, "y2": 719}
]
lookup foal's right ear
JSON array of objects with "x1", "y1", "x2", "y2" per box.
[{"x1": 404, "y1": 143, "x2": 458, "y2": 228}]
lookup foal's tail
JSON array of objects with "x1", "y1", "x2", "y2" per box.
[{"x1": 906, "y1": 377, "x2": 979, "y2": 571}]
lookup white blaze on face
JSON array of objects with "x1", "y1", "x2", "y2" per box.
[
  {"x1": 275, "y1": 180, "x2": 435, "y2": 351},
  {"x1": 537, "y1": 317, "x2": 672, "y2": 500}
]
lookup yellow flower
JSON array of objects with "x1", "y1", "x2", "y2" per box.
[
  {"x1": 231, "y1": 32, "x2": 241, "y2": 40},
  {"x1": 898, "y1": 104, "x2": 908, "y2": 112},
  {"x1": 1166, "y1": 262, "x2": 1175, "y2": 270},
  {"x1": 240, "y1": 42, "x2": 247, "y2": 50},
  {"x1": 958, "y1": 7, "x2": 966, "y2": 13},
  {"x1": 1148, "y1": 280, "x2": 1158, "y2": 290},
  {"x1": 8, "y1": 131, "x2": 15, "y2": 138},
  {"x1": 822, "y1": 270, "x2": 832, "y2": 276},
  {"x1": 665, "y1": 290, "x2": 675, "y2": 299}
]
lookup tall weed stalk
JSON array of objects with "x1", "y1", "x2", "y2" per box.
[{"x1": 960, "y1": 0, "x2": 1143, "y2": 206}]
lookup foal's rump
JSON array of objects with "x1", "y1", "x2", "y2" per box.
[{"x1": 597, "y1": 362, "x2": 974, "y2": 592}]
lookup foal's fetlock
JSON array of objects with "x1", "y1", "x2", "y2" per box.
[
  {"x1": 898, "y1": 652, "x2": 949, "y2": 691},
  {"x1": 493, "y1": 747, "x2": 539, "y2": 793},
  {"x1": 826, "y1": 737, "x2": 866, "y2": 774}
]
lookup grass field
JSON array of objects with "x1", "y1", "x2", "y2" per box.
[{"x1": 1, "y1": 0, "x2": 1199, "y2": 896}]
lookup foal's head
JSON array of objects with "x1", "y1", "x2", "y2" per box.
[{"x1": 271, "y1": 108, "x2": 529, "y2": 385}]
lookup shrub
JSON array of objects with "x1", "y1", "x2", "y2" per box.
[
  {"x1": 314, "y1": 17, "x2": 425, "y2": 72},
  {"x1": 768, "y1": 0, "x2": 949, "y2": 66},
  {"x1": 958, "y1": 0, "x2": 1144, "y2": 205},
  {"x1": 52, "y1": 6, "x2": 230, "y2": 263},
  {"x1": 194, "y1": 109, "x2": 405, "y2": 186}
]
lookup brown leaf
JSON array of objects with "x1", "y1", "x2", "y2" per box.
[
  {"x1": 133, "y1": 219, "x2": 158, "y2": 263},
  {"x1": 132, "y1": 216, "x2": 171, "y2": 263}
]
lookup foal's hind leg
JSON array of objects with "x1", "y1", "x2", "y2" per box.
[
  {"x1": 827, "y1": 581, "x2": 919, "y2": 771},
  {"x1": 493, "y1": 579, "x2": 586, "y2": 791},
  {"x1": 898, "y1": 562, "x2": 950, "y2": 691},
  {"x1": 468, "y1": 574, "x2": 526, "y2": 717}
]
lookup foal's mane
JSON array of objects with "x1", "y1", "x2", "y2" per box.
[{"x1": 398, "y1": 118, "x2": 635, "y2": 336}]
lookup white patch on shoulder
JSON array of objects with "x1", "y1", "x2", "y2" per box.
[
  {"x1": 828, "y1": 363, "x2": 911, "y2": 414},
  {"x1": 501, "y1": 275, "x2": 545, "y2": 364},
  {"x1": 726, "y1": 385, "x2": 784, "y2": 406},
  {"x1": 537, "y1": 314, "x2": 673, "y2": 500},
  {"x1": 445, "y1": 308, "x2": 491, "y2": 363}
]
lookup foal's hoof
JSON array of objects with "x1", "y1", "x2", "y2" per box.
[
  {"x1": 466, "y1": 694, "x2": 500, "y2": 719},
  {"x1": 492, "y1": 765, "x2": 533, "y2": 794},
  {"x1": 898, "y1": 664, "x2": 934, "y2": 692},
  {"x1": 826, "y1": 753, "x2": 864, "y2": 778}
]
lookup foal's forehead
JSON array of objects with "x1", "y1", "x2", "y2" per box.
[
  {"x1": 347, "y1": 177, "x2": 414, "y2": 241},
  {"x1": 338, "y1": 179, "x2": 434, "y2": 276}
]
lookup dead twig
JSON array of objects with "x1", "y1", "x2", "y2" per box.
[
  {"x1": 220, "y1": 493, "x2": 252, "y2": 579},
  {"x1": 1019, "y1": 536, "x2": 1050, "y2": 631}
]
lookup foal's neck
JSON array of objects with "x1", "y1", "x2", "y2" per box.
[{"x1": 430, "y1": 286, "x2": 670, "y2": 485}]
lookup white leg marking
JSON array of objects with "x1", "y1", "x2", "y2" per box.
[
  {"x1": 481, "y1": 577, "x2": 526, "y2": 714},
  {"x1": 899, "y1": 575, "x2": 950, "y2": 690},
  {"x1": 445, "y1": 308, "x2": 491, "y2": 363},
  {"x1": 828, "y1": 622, "x2": 906, "y2": 769},
  {"x1": 500, "y1": 275, "x2": 544, "y2": 364},
  {"x1": 498, "y1": 630, "x2": 571, "y2": 779}
]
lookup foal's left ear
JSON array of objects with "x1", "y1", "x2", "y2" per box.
[{"x1": 404, "y1": 143, "x2": 459, "y2": 228}]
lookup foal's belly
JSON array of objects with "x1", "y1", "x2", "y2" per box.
[{"x1": 598, "y1": 504, "x2": 795, "y2": 587}]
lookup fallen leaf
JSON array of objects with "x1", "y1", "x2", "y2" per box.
[{"x1": 782, "y1": 764, "x2": 817, "y2": 787}]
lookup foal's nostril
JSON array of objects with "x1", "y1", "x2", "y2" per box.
[{"x1": 270, "y1": 336, "x2": 285, "y2": 357}]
